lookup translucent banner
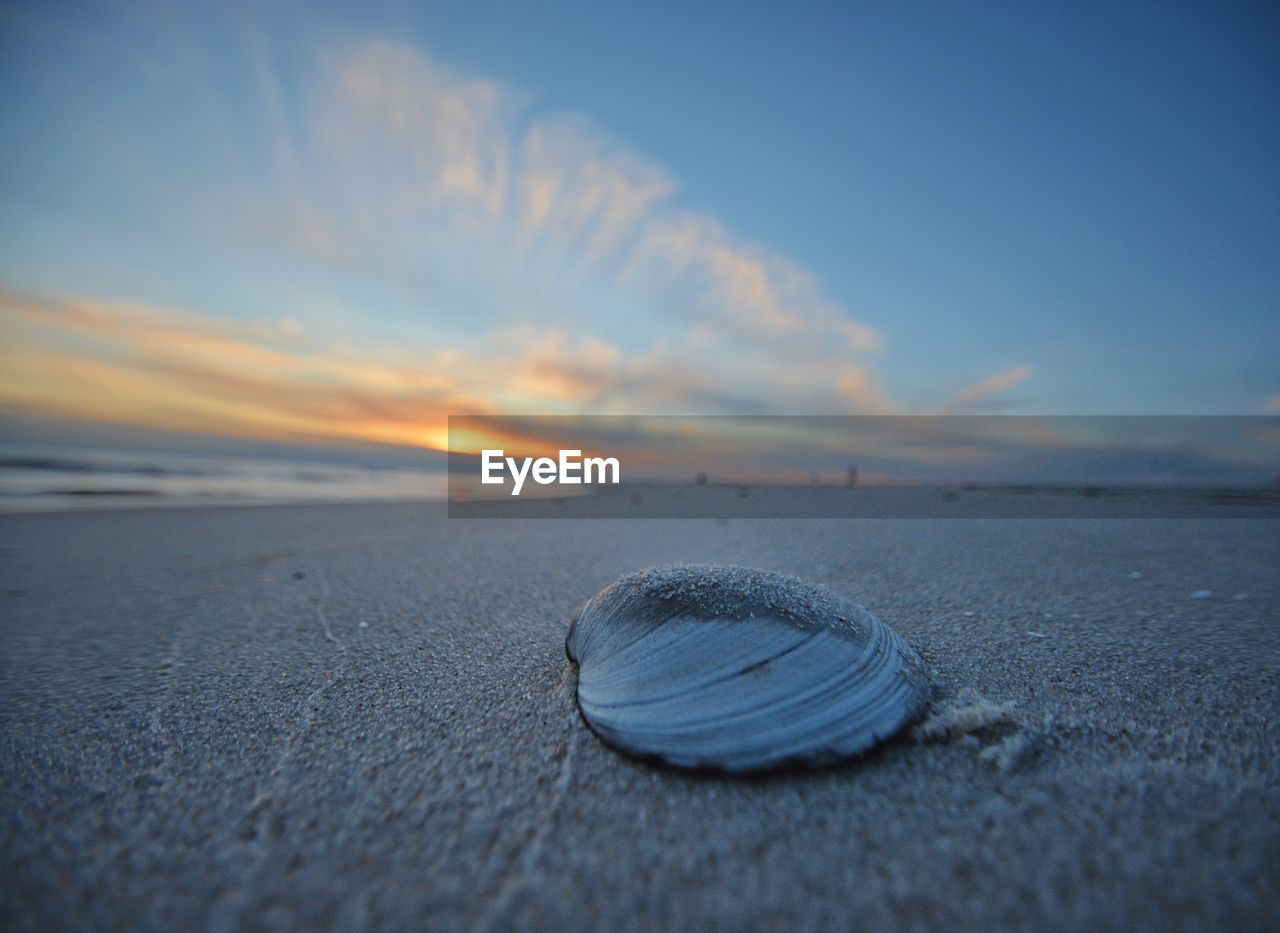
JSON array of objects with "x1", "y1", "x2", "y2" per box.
[{"x1": 447, "y1": 415, "x2": 1280, "y2": 518}]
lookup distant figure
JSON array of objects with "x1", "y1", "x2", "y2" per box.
[
  {"x1": 847, "y1": 463, "x2": 859, "y2": 487},
  {"x1": 695, "y1": 471, "x2": 709, "y2": 486}
]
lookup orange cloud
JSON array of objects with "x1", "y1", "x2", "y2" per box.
[
  {"x1": 0, "y1": 289, "x2": 487, "y2": 450},
  {"x1": 1, "y1": 287, "x2": 894, "y2": 452}
]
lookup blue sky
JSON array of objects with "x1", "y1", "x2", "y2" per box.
[{"x1": 1, "y1": 0, "x2": 1277, "y2": 456}]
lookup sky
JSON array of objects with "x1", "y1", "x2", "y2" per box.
[{"x1": 1, "y1": 0, "x2": 1277, "y2": 462}]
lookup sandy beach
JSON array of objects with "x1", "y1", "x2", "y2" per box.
[{"x1": 2, "y1": 503, "x2": 1278, "y2": 930}]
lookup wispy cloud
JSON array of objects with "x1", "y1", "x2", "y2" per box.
[
  {"x1": 304, "y1": 41, "x2": 865, "y2": 317},
  {"x1": 2, "y1": 31, "x2": 1003, "y2": 453},
  {"x1": 260, "y1": 38, "x2": 889, "y2": 397},
  {"x1": 944, "y1": 365, "x2": 1033, "y2": 412}
]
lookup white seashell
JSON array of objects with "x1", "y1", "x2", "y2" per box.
[{"x1": 566, "y1": 564, "x2": 932, "y2": 772}]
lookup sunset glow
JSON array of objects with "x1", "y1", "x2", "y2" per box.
[{"x1": 1, "y1": 3, "x2": 1276, "y2": 470}]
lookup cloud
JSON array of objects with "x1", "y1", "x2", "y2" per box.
[
  {"x1": 271, "y1": 38, "x2": 887, "y2": 383},
  {"x1": 0, "y1": 289, "x2": 485, "y2": 449},
  {"x1": 0, "y1": 32, "x2": 911, "y2": 455},
  {"x1": 1262, "y1": 395, "x2": 1280, "y2": 414},
  {"x1": 624, "y1": 212, "x2": 882, "y2": 353},
  {"x1": 944, "y1": 365, "x2": 1033, "y2": 412},
  {"x1": 0, "y1": 287, "x2": 891, "y2": 452}
]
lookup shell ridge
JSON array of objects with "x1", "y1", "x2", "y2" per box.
[
  {"x1": 572, "y1": 589, "x2": 695, "y2": 667},
  {"x1": 575, "y1": 614, "x2": 769, "y2": 693},
  {"x1": 578, "y1": 621, "x2": 849, "y2": 715},
  {"x1": 580, "y1": 626, "x2": 902, "y2": 750},
  {"x1": 579, "y1": 636, "x2": 896, "y2": 747},
  {"x1": 577, "y1": 624, "x2": 826, "y2": 711},
  {"x1": 581, "y1": 631, "x2": 924, "y2": 767}
]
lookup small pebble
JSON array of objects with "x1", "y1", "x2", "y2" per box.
[{"x1": 358, "y1": 621, "x2": 369, "y2": 628}]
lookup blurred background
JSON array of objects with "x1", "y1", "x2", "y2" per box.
[{"x1": 1, "y1": 1, "x2": 1277, "y2": 506}]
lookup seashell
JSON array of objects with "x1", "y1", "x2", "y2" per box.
[{"x1": 566, "y1": 564, "x2": 932, "y2": 772}]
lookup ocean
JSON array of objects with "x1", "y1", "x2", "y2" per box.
[{"x1": 0, "y1": 443, "x2": 447, "y2": 511}]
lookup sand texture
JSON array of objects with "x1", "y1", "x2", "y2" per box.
[{"x1": 2, "y1": 503, "x2": 1278, "y2": 930}]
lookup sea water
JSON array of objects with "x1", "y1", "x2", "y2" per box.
[{"x1": 0, "y1": 443, "x2": 446, "y2": 511}]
